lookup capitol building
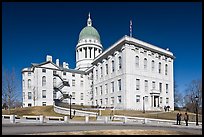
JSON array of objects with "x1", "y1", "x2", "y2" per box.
[{"x1": 22, "y1": 14, "x2": 175, "y2": 111}]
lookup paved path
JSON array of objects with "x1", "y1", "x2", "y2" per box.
[{"x1": 2, "y1": 119, "x2": 202, "y2": 135}]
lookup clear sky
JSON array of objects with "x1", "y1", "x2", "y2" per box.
[{"x1": 2, "y1": 2, "x2": 202, "y2": 100}]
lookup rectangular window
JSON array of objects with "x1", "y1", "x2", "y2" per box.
[
  {"x1": 95, "y1": 87, "x2": 98, "y2": 96},
  {"x1": 100, "y1": 67, "x2": 103, "y2": 77},
  {"x1": 42, "y1": 90, "x2": 46, "y2": 98},
  {"x1": 112, "y1": 60, "x2": 115, "y2": 72},
  {"x1": 136, "y1": 56, "x2": 139, "y2": 68},
  {"x1": 63, "y1": 71, "x2": 66, "y2": 75},
  {"x1": 118, "y1": 96, "x2": 122, "y2": 103},
  {"x1": 159, "y1": 83, "x2": 162, "y2": 93},
  {"x1": 81, "y1": 74, "x2": 83, "y2": 78},
  {"x1": 80, "y1": 80, "x2": 83, "y2": 87},
  {"x1": 100, "y1": 99, "x2": 102, "y2": 106},
  {"x1": 105, "y1": 98, "x2": 108, "y2": 105},
  {"x1": 106, "y1": 64, "x2": 108, "y2": 75},
  {"x1": 136, "y1": 95, "x2": 140, "y2": 102},
  {"x1": 72, "y1": 92, "x2": 75, "y2": 99},
  {"x1": 118, "y1": 79, "x2": 122, "y2": 91},
  {"x1": 111, "y1": 82, "x2": 114, "y2": 93},
  {"x1": 166, "y1": 98, "x2": 169, "y2": 104},
  {"x1": 100, "y1": 85, "x2": 102, "y2": 95},
  {"x1": 23, "y1": 92, "x2": 25, "y2": 100},
  {"x1": 81, "y1": 93, "x2": 83, "y2": 100},
  {"x1": 165, "y1": 64, "x2": 168, "y2": 75},
  {"x1": 42, "y1": 102, "x2": 46, "y2": 106},
  {"x1": 105, "y1": 84, "x2": 108, "y2": 94},
  {"x1": 119, "y1": 56, "x2": 122, "y2": 69},
  {"x1": 152, "y1": 60, "x2": 155, "y2": 71},
  {"x1": 144, "y1": 58, "x2": 147, "y2": 69},
  {"x1": 53, "y1": 71, "x2": 56, "y2": 74},
  {"x1": 96, "y1": 69, "x2": 98, "y2": 79},
  {"x1": 53, "y1": 91, "x2": 57, "y2": 99},
  {"x1": 28, "y1": 92, "x2": 32, "y2": 100},
  {"x1": 145, "y1": 80, "x2": 148, "y2": 92},
  {"x1": 28, "y1": 72, "x2": 31, "y2": 76},
  {"x1": 136, "y1": 79, "x2": 140, "y2": 90},
  {"x1": 72, "y1": 79, "x2": 75, "y2": 86},
  {"x1": 72, "y1": 73, "x2": 75, "y2": 77},
  {"x1": 111, "y1": 97, "x2": 114, "y2": 105},
  {"x1": 160, "y1": 97, "x2": 162, "y2": 104},
  {"x1": 42, "y1": 69, "x2": 46, "y2": 73},
  {"x1": 166, "y1": 84, "x2": 169, "y2": 94},
  {"x1": 152, "y1": 81, "x2": 156, "y2": 89},
  {"x1": 159, "y1": 63, "x2": 161, "y2": 74}
]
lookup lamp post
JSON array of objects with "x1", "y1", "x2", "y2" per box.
[
  {"x1": 195, "y1": 95, "x2": 199, "y2": 126},
  {"x1": 69, "y1": 94, "x2": 72, "y2": 119},
  {"x1": 143, "y1": 96, "x2": 145, "y2": 113}
]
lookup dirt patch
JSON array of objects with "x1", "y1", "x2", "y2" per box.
[{"x1": 27, "y1": 129, "x2": 194, "y2": 135}]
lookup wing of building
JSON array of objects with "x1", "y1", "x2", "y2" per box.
[{"x1": 22, "y1": 13, "x2": 175, "y2": 111}]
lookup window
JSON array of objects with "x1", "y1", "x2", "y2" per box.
[
  {"x1": 96, "y1": 69, "x2": 98, "y2": 79},
  {"x1": 53, "y1": 91, "x2": 57, "y2": 99},
  {"x1": 111, "y1": 82, "x2": 114, "y2": 93},
  {"x1": 81, "y1": 93, "x2": 83, "y2": 100},
  {"x1": 112, "y1": 60, "x2": 115, "y2": 72},
  {"x1": 101, "y1": 66, "x2": 103, "y2": 77},
  {"x1": 160, "y1": 97, "x2": 162, "y2": 104},
  {"x1": 136, "y1": 56, "x2": 139, "y2": 68},
  {"x1": 105, "y1": 98, "x2": 108, "y2": 105},
  {"x1": 118, "y1": 96, "x2": 122, "y2": 103},
  {"x1": 72, "y1": 79, "x2": 75, "y2": 86},
  {"x1": 159, "y1": 83, "x2": 162, "y2": 93},
  {"x1": 144, "y1": 58, "x2": 147, "y2": 69},
  {"x1": 72, "y1": 73, "x2": 75, "y2": 77},
  {"x1": 81, "y1": 74, "x2": 83, "y2": 78},
  {"x1": 95, "y1": 100, "x2": 98, "y2": 106},
  {"x1": 119, "y1": 56, "x2": 122, "y2": 69},
  {"x1": 100, "y1": 99, "x2": 102, "y2": 106},
  {"x1": 28, "y1": 92, "x2": 32, "y2": 99},
  {"x1": 100, "y1": 85, "x2": 102, "y2": 95},
  {"x1": 118, "y1": 79, "x2": 121, "y2": 91},
  {"x1": 136, "y1": 95, "x2": 140, "y2": 102},
  {"x1": 42, "y1": 90, "x2": 46, "y2": 98},
  {"x1": 28, "y1": 79, "x2": 31, "y2": 89},
  {"x1": 165, "y1": 64, "x2": 168, "y2": 75},
  {"x1": 28, "y1": 72, "x2": 31, "y2": 76},
  {"x1": 105, "y1": 84, "x2": 108, "y2": 94},
  {"x1": 42, "y1": 69, "x2": 46, "y2": 73},
  {"x1": 63, "y1": 71, "x2": 66, "y2": 75},
  {"x1": 72, "y1": 92, "x2": 75, "y2": 99},
  {"x1": 151, "y1": 60, "x2": 155, "y2": 71},
  {"x1": 152, "y1": 81, "x2": 156, "y2": 89},
  {"x1": 80, "y1": 80, "x2": 83, "y2": 87},
  {"x1": 23, "y1": 92, "x2": 25, "y2": 100},
  {"x1": 144, "y1": 80, "x2": 148, "y2": 92},
  {"x1": 111, "y1": 97, "x2": 114, "y2": 105},
  {"x1": 53, "y1": 78, "x2": 56, "y2": 87},
  {"x1": 166, "y1": 84, "x2": 169, "y2": 94},
  {"x1": 106, "y1": 64, "x2": 108, "y2": 75},
  {"x1": 166, "y1": 98, "x2": 169, "y2": 104},
  {"x1": 42, "y1": 102, "x2": 46, "y2": 106},
  {"x1": 42, "y1": 76, "x2": 46, "y2": 86},
  {"x1": 53, "y1": 71, "x2": 56, "y2": 75},
  {"x1": 28, "y1": 103, "x2": 32, "y2": 107},
  {"x1": 159, "y1": 62, "x2": 161, "y2": 74},
  {"x1": 95, "y1": 87, "x2": 98, "y2": 96},
  {"x1": 136, "y1": 79, "x2": 140, "y2": 90}
]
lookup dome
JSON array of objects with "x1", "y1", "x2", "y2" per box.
[{"x1": 79, "y1": 26, "x2": 101, "y2": 43}]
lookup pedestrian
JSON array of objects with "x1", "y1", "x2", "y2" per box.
[
  {"x1": 184, "y1": 112, "x2": 189, "y2": 126},
  {"x1": 164, "y1": 106, "x2": 167, "y2": 112},
  {"x1": 178, "y1": 113, "x2": 182, "y2": 125},
  {"x1": 73, "y1": 110, "x2": 76, "y2": 116},
  {"x1": 176, "y1": 113, "x2": 180, "y2": 125}
]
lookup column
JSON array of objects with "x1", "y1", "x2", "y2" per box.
[
  {"x1": 91, "y1": 47, "x2": 94, "y2": 59},
  {"x1": 87, "y1": 47, "x2": 90, "y2": 58},
  {"x1": 82, "y1": 48, "x2": 85, "y2": 59}
]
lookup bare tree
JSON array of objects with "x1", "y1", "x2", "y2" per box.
[
  {"x1": 2, "y1": 68, "x2": 19, "y2": 114},
  {"x1": 174, "y1": 81, "x2": 183, "y2": 108},
  {"x1": 183, "y1": 79, "x2": 202, "y2": 113}
]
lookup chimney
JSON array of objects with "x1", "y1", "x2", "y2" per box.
[
  {"x1": 66, "y1": 63, "x2": 69, "y2": 69},
  {"x1": 56, "y1": 59, "x2": 59, "y2": 66},
  {"x1": 46, "y1": 55, "x2": 52, "y2": 62},
  {"x1": 63, "y1": 62, "x2": 66, "y2": 68}
]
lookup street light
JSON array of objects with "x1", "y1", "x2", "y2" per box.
[
  {"x1": 143, "y1": 96, "x2": 145, "y2": 113},
  {"x1": 69, "y1": 94, "x2": 72, "y2": 119},
  {"x1": 195, "y1": 95, "x2": 199, "y2": 126}
]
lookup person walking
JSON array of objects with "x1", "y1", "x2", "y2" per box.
[
  {"x1": 178, "y1": 113, "x2": 182, "y2": 125},
  {"x1": 176, "y1": 113, "x2": 180, "y2": 125},
  {"x1": 184, "y1": 112, "x2": 189, "y2": 126}
]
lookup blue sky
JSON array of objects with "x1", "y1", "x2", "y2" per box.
[{"x1": 2, "y1": 2, "x2": 202, "y2": 100}]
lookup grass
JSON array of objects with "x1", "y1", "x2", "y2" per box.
[{"x1": 2, "y1": 106, "x2": 202, "y2": 122}]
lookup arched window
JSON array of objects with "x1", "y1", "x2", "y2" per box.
[
  {"x1": 119, "y1": 56, "x2": 122, "y2": 69},
  {"x1": 144, "y1": 58, "x2": 147, "y2": 69},
  {"x1": 165, "y1": 64, "x2": 168, "y2": 75},
  {"x1": 136, "y1": 56, "x2": 139, "y2": 68},
  {"x1": 112, "y1": 60, "x2": 115, "y2": 72},
  {"x1": 42, "y1": 76, "x2": 46, "y2": 86},
  {"x1": 53, "y1": 77, "x2": 56, "y2": 87},
  {"x1": 159, "y1": 62, "x2": 161, "y2": 74},
  {"x1": 28, "y1": 79, "x2": 31, "y2": 89}
]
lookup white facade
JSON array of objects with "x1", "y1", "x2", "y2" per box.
[{"x1": 22, "y1": 14, "x2": 175, "y2": 111}]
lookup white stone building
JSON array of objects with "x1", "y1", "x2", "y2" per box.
[{"x1": 22, "y1": 14, "x2": 175, "y2": 111}]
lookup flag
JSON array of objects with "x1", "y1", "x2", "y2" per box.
[{"x1": 130, "y1": 20, "x2": 132, "y2": 37}]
